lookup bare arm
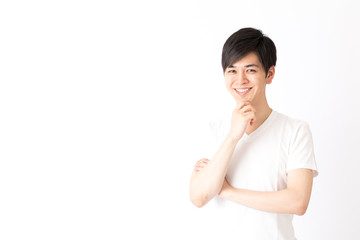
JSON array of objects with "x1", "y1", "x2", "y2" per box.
[
  {"x1": 189, "y1": 134, "x2": 239, "y2": 207},
  {"x1": 218, "y1": 168, "x2": 314, "y2": 215},
  {"x1": 189, "y1": 102, "x2": 256, "y2": 208}
]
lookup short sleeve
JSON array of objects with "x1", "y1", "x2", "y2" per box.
[{"x1": 287, "y1": 122, "x2": 319, "y2": 177}]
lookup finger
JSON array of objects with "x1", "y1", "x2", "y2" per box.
[
  {"x1": 250, "y1": 119, "x2": 254, "y2": 126},
  {"x1": 200, "y1": 162, "x2": 209, "y2": 167},
  {"x1": 194, "y1": 164, "x2": 206, "y2": 172},
  {"x1": 250, "y1": 116, "x2": 256, "y2": 126},
  {"x1": 243, "y1": 111, "x2": 256, "y2": 120},
  {"x1": 236, "y1": 101, "x2": 250, "y2": 110},
  {"x1": 194, "y1": 161, "x2": 209, "y2": 171},
  {"x1": 196, "y1": 158, "x2": 209, "y2": 165},
  {"x1": 196, "y1": 161, "x2": 209, "y2": 169},
  {"x1": 240, "y1": 105, "x2": 252, "y2": 113},
  {"x1": 241, "y1": 105, "x2": 256, "y2": 114},
  {"x1": 194, "y1": 158, "x2": 210, "y2": 171}
]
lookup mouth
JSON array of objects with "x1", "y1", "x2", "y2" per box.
[{"x1": 234, "y1": 87, "x2": 253, "y2": 96}]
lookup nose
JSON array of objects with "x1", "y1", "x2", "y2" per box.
[{"x1": 237, "y1": 70, "x2": 248, "y2": 84}]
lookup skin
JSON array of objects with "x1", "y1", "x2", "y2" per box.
[{"x1": 189, "y1": 52, "x2": 313, "y2": 215}]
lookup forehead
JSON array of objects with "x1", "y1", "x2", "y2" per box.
[{"x1": 228, "y1": 52, "x2": 262, "y2": 68}]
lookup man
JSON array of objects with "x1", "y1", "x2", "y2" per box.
[{"x1": 189, "y1": 28, "x2": 318, "y2": 239}]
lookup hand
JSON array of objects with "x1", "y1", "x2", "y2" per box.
[
  {"x1": 229, "y1": 101, "x2": 256, "y2": 140},
  {"x1": 193, "y1": 158, "x2": 209, "y2": 172},
  {"x1": 218, "y1": 177, "x2": 232, "y2": 199}
]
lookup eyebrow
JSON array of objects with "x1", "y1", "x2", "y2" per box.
[
  {"x1": 245, "y1": 64, "x2": 260, "y2": 68},
  {"x1": 228, "y1": 64, "x2": 260, "y2": 69}
]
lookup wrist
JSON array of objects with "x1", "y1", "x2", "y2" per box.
[{"x1": 226, "y1": 132, "x2": 243, "y2": 142}]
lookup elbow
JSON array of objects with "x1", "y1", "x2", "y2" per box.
[
  {"x1": 287, "y1": 189, "x2": 311, "y2": 216},
  {"x1": 190, "y1": 194, "x2": 208, "y2": 208},
  {"x1": 189, "y1": 186, "x2": 211, "y2": 208},
  {"x1": 294, "y1": 207, "x2": 307, "y2": 216},
  {"x1": 189, "y1": 180, "x2": 212, "y2": 208},
  {"x1": 191, "y1": 198, "x2": 206, "y2": 208},
  {"x1": 293, "y1": 202, "x2": 309, "y2": 216}
]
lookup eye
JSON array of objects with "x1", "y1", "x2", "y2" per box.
[
  {"x1": 246, "y1": 69, "x2": 256, "y2": 73},
  {"x1": 227, "y1": 69, "x2": 236, "y2": 74}
]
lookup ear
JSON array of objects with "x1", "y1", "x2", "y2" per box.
[{"x1": 266, "y1": 66, "x2": 275, "y2": 84}]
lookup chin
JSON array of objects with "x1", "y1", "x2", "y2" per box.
[{"x1": 234, "y1": 96, "x2": 253, "y2": 103}]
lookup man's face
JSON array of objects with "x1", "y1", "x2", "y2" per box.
[{"x1": 224, "y1": 52, "x2": 274, "y2": 105}]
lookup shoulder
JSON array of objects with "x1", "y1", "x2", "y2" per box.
[
  {"x1": 271, "y1": 111, "x2": 313, "y2": 146},
  {"x1": 272, "y1": 114, "x2": 313, "y2": 153},
  {"x1": 274, "y1": 111, "x2": 311, "y2": 132}
]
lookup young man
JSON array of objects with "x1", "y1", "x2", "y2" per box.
[{"x1": 189, "y1": 28, "x2": 318, "y2": 239}]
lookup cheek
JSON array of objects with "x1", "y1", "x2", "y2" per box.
[
  {"x1": 224, "y1": 78, "x2": 230, "y2": 88},
  {"x1": 225, "y1": 77, "x2": 234, "y2": 88}
]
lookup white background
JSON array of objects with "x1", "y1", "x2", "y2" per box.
[{"x1": 1, "y1": 0, "x2": 360, "y2": 239}]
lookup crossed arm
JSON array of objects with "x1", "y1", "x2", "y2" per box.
[
  {"x1": 189, "y1": 133, "x2": 239, "y2": 208},
  {"x1": 218, "y1": 168, "x2": 313, "y2": 216},
  {"x1": 189, "y1": 135, "x2": 314, "y2": 216},
  {"x1": 191, "y1": 155, "x2": 313, "y2": 216}
]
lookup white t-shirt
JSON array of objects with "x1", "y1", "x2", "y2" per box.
[{"x1": 198, "y1": 110, "x2": 318, "y2": 240}]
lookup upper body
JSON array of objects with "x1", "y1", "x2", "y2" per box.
[
  {"x1": 197, "y1": 110, "x2": 318, "y2": 239},
  {"x1": 189, "y1": 27, "x2": 318, "y2": 239}
]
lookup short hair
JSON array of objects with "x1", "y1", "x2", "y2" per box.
[{"x1": 221, "y1": 28, "x2": 277, "y2": 76}]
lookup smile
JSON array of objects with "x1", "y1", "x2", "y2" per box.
[{"x1": 234, "y1": 87, "x2": 252, "y2": 95}]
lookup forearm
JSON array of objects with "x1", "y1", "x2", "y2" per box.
[
  {"x1": 220, "y1": 187, "x2": 309, "y2": 216},
  {"x1": 190, "y1": 133, "x2": 239, "y2": 207}
]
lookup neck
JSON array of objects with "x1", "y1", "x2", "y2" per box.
[{"x1": 245, "y1": 100, "x2": 272, "y2": 135}]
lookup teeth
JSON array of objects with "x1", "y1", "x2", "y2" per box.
[{"x1": 236, "y1": 88, "x2": 250, "y2": 93}]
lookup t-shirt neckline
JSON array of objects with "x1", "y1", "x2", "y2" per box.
[{"x1": 243, "y1": 109, "x2": 277, "y2": 141}]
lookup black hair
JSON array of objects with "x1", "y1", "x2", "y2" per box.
[{"x1": 221, "y1": 28, "x2": 277, "y2": 76}]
